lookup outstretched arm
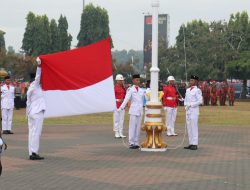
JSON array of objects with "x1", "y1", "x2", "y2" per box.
[{"x1": 33, "y1": 57, "x2": 42, "y2": 87}]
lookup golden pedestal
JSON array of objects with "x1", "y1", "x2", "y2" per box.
[{"x1": 141, "y1": 103, "x2": 167, "y2": 151}]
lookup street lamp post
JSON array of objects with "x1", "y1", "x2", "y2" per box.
[{"x1": 141, "y1": 0, "x2": 167, "y2": 152}]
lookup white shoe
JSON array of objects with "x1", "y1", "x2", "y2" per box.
[
  {"x1": 166, "y1": 132, "x2": 172, "y2": 136},
  {"x1": 119, "y1": 133, "x2": 126, "y2": 138},
  {"x1": 172, "y1": 133, "x2": 178, "y2": 136},
  {"x1": 115, "y1": 132, "x2": 121, "y2": 138}
]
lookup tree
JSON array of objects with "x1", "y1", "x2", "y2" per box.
[
  {"x1": 22, "y1": 12, "x2": 72, "y2": 56},
  {"x1": 0, "y1": 30, "x2": 6, "y2": 54},
  {"x1": 50, "y1": 19, "x2": 59, "y2": 53},
  {"x1": 225, "y1": 11, "x2": 250, "y2": 52},
  {"x1": 22, "y1": 12, "x2": 37, "y2": 56},
  {"x1": 34, "y1": 15, "x2": 52, "y2": 55},
  {"x1": 58, "y1": 15, "x2": 72, "y2": 51},
  {"x1": 77, "y1": 4, "x2": 112, "y2": 47},
  {"x1": 226, "y1": 51, "x2": 250, "y2": 98}
]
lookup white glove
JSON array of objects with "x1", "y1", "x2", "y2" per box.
[
  {"x1": 0, "y1": 137, "x2": 7, "y2": 151},
  {"x1": 36, "y1": 57, "x2": 41, "y2": 65},
  {"x1": 185, "y1": 105, "x2": 191, "y2": 111},
  {"x1": 179, "y1": 98, "x2": 184, "y2": 102},
  {"x1": 163, "y1": 107, "x2": 167, "y2": 111},
  {"x1": 0, "y1": 138, "x2": 3, "y2": 146},
  {"x1": 117, "y1": 107, "x2": 123, "y2": 112}
]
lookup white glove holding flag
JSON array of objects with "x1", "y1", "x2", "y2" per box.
[
  {"x1": 179, "y1": 98, "x2": 184, "y2": 102},
  {"x1": 36, "y1": 57, "x2": 41, "y2": 66}
]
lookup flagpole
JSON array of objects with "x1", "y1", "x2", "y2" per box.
[{"x1": 141, "y1": 0, "x2": 167, "y2": 152}]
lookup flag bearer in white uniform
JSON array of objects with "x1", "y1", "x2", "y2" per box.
[
  {"x1": 119, "y1": 74, "x2": 145, "y2": 149},
  {"x1": 26, "y1": 59, "x2": 46, "y2": 160},
  {"x1": 1, "y1": 76, "x2": 15, "y2": 134},
  {"x1": 184, "y1": 75, "x2": 203, "y2": 150}
]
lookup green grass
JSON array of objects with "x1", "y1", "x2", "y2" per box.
[{"x1": 12, "y1": 102, "x2": 250, "y2": 127}]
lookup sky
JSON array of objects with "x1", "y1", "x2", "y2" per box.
[{"x1": 1, "y1": 0, "x2": 250, "y2": 52}]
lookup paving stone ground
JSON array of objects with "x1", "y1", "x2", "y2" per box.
[{"x1": 0, "y1": 119, "x2": 249, "y2": 190}]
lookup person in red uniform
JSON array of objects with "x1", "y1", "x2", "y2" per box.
[
  {"x1": 228, "y1": 83, "x2": 235, "y2": 106},
  {"x1": 201, "y1": 81, "x2": 210, "y2": 106},
  {"x1": 210, "y1": 81, "x2": 217, "y2": 106},
  {"x1": 113, "y1": 74, "x2": 126, "y2": 138},
  {"x1": 219, "y1": 82, "x2": 228, "y2": 106},
  {"x1": 162, "y1": 76, "x2": 179, "y2": 136}
]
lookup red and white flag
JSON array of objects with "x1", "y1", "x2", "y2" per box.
[{"x1": 39, "y1": 38, "x2": 116, "y2": 118}]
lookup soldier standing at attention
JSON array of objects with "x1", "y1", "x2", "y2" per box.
[
  {"x1": 119, "y1": 74, "x2": 145, "y2": 149},
  {"x1": 1, "y1": 76, "x2": 15, "y2": 134},
  {"x1": 184, "y1": 75, "x2": 203, "y2": 150},
  {"x1": 228, "y1": 83, "x2": 235, "y2": 106},
  {"x1": 113, "y1": 74, "x2": 126, "y2": 138},
  {"x1": 219, "y1": 82, "x2": 228, "y2": 106},
  {"x1": 201, "y1": 81, "x2": 210, "y2": 106},
  {"x1": 210, "y1": 81, "x2": 217, "y2": 106},
  {"x1": 162, "y1": 76, "x2": 179, "y2": 136},
  {"x1": 26, "y1": 59, "x2": 46, "y2": 160}
]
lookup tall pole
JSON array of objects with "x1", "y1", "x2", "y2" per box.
[
  {"x1": 150, "y1": 0, "x2": 160, "y2": 103},
  {"x1": 182, "y1": 25, "x2": 187, "y2": 84},
  {"x1": 141, "y1": 0, "x2": 167, "y2": 151}
]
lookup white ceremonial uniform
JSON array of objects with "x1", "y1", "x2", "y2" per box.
[
  {"x1": 120, "y1": 85, "x2": 145, "y2": 146},
  {"x1": 1, "y1": 84, "x2": 15, "y2": 131},
  {"x1": 113, "y1": 109, "x2": 125, "y2": 135},
  {"x1": 26, "y1": 67, "x2": 46, "y2": 156},
  {"x1": 184, "y1": 86, "x2": 203, "y2": 146}
]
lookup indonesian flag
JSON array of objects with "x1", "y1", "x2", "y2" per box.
[{"x1": 39, "y1": 38, "x2": 116, "y2": 118}]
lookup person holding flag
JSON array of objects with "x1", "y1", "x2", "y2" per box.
[
  {"x1": 26, "y1": 58, "x2": 46, "y2": 160},
  {"x1": 118, "y1": 74, "x2": 145, "y2": 149}
]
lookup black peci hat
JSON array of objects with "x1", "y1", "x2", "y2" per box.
[
  {"x1": 190, "y1": 75, "x2": 199, "y2": 81},
  {"x1": 4, "y1": 75, "x2": 10, "y2": 80},
  {"x1": 132, "y1": 74, "x2": 140, "y2": 79}
]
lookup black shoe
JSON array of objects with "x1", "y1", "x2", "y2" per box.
[
  {"x1": 129, "y1": 144, "x2": 134, "y2": 149},
  {"x1": 29, "y1": 153, "x2": 44, "y2": 160},
  {"x1": 184, "y1": 145, "x2": 192, "y2": 149},
  {"x1": 129, "y1": 145, "x2": 140, "y2": 149},
  {"x1": 8, "y1": 130, "x2": 14, "y2": 134},
  {"x1": 190, "y1": 145, "x2": 198, "y2": 150},
  {"x1": 2, "y1": 130, "x2": 8, "y2": 134},
  {"x1": 133, "y1": 145, "x2": 140, "y2": 149}
]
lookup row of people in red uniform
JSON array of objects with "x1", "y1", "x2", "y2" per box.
[{"x1": 200, "y1": 81, "x2": 235, "y2": 106}]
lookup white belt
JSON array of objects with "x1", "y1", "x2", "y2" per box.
[{"x1": 166, "y1": 97, "x2": 175, "y2": 100}]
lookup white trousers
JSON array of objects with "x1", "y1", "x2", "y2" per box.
[
  {"x1": 28, "y1": 111, "x2": 44, "y2": 155},
  {"x1": 113, "y1": 109, "x2": 125, "y2": 134},
  {"x1": 128, "y1": 114, "x2": 143, "y2": 146},
  {"x1": 186, "y1": 113, "x2": 199, "y2": 145},
  {"x1": 2, "y1": 109, "x2": 13, "y2": 131},
  {"x1": 165, "y1": 107, "x2": 177, "y2": 135}
]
